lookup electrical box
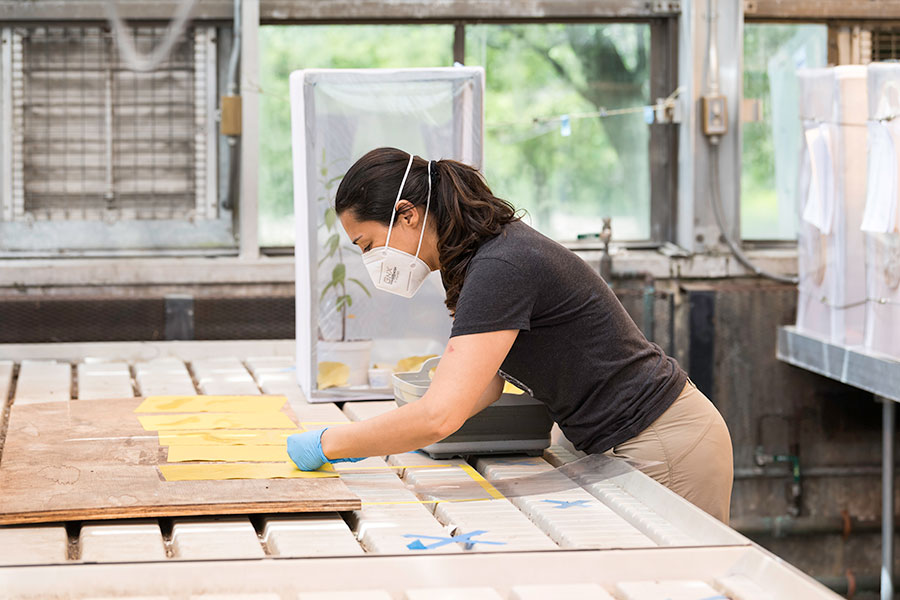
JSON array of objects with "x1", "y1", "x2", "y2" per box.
[
  {"x1": 221, "y1": 95, "x2": 242, "y2": 136},
  {"x1": 702, "y1": 94, "x2": 728, "y2": 136}
]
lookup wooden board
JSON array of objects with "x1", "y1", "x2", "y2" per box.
[{"x1": 0, "y1": 396, "x2": 360, "y2": 524}]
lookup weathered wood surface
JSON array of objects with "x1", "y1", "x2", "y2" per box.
[{"x1": 0, "y1": 397, "x2": 360, "y2": 524}]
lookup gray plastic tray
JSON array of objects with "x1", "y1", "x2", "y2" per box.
[{"x1": 392, "y1": 357, "x2": 553, "y2": 459}]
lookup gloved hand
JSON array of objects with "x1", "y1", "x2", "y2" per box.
[{"x1": 286, "y1": 428, "x2": 364, "y2": 471}]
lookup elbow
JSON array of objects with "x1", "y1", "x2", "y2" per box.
[
  {"x1": 423, "y1": 404, "x2": 466, "y2": 442},
  {"x1": 433, "y1": 417, "x2": 464, "y2": 441}
]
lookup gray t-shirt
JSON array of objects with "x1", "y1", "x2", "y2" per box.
[{"x1": 450, "y1": 220, "x2": 687, "y2": 454}]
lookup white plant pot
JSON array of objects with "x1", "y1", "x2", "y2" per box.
[{"x1": 317, "y1": 340, "x2": 373, "y2": 387}]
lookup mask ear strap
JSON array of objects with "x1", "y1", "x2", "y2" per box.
[
  {"x1": 385, "y1": 154, "x2": 415, "y2": 249},
  {"x1": 414, "y1": 160, "x2": 432, "y2": 259}
]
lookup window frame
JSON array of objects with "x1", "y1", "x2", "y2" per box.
[
  {"x1": 0, "y1": 22, "x2": 230, "y2": 254},
  {"x1": 256, "y1": 16, "x2": 680, "y2": 249},
  {"x1": 738, "y1": 19, "x2": 831, "y2": 244},
  {"x1": 741, "y1": 2, "x2": 900, "y2": 243},
  {"x1": 0, "y1": 1, "x2": 682, "y2": 258}
]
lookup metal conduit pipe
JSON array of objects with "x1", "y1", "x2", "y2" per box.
[
  {"x1": 221, "y1": 0, "x2": 241, "y2": 211},
  {"x1": 731, "y1": 513, "x2": 883, "y2": 538},
  {"x1": 734, "y1": 465, "x2": 883, "y2": 479},
  {"x1": 226, "y1": 0, "x2": 241, "y2": 96}
]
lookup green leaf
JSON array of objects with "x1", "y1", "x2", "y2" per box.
[
  {"x1": 319, "y1": 280, "x2": 336, "y2": 302},
  {"x1": 324, "y1": 207, "x2": 337, "y2": 229},
  {"x1": 325, "y1": 233, "x2": 340, "y2": 255},
  {"x1": 318, "y1": 235, "x2": 340, "y2": 264},
  {"x1": 337, "y1": 294, "x2": 352, "y2": 308},
  {"x1": 324, "y1": 174, "x2": 343, "y2": 191},
  {"x1": 331, "y1": 263, "x2": 346, "y2": 285},
  {"x1": 348, "y1": 277, "x2": 371, "y2": 297}
]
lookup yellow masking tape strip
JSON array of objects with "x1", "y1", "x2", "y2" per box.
[
  {"x1": 333, "y1": 463, "x2": 454, "y2": 472},
  {"x1": 166, "y1": 445, "x2": 290, "y2": 463},
  {"x1": 138, "y1": 412, "x2": 296, "y2": 431},
  {"x1": 157, "y1": 429, "x2": 301, "y2": 446},
  {"x1": 361, "y1": 498, "x2": 494, "y2": 506},
  {"x1": 458, "y1": 463, "x2": 506, "y2": 500},
  {"x1": 299, "y1": 421, "x2": 352, "y2": 428},
  {"x1": 135, "y1": 395, "x2": 286, "y2": 413},
  {"x1": 158, "y1": 462, "x2": 337, "y2": 481}
]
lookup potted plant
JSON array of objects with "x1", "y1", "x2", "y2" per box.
[{"x1": 316, "y1": 157, "x2": 373, "y2": 389}]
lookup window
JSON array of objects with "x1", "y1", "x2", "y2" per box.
[
  {"x1": 466, "y1": 24, "x2": 652, "y2": 241},
  {"x1": 0, "y1": 24, "x2": 225, "y2": 253},
  {"x1": 258, "y1": 25, "x2": 455, "y2": 246},
  {"x1": 741, "y1": 23, "x2": 827, "y2": 240},
  {"x1": 872, "y1": 28, "x2": 900, "y2": 61},
  {"x1": 10, "y1": 26, "x2": 213, "y2": 221},
  {"x1": 259, "y1": 22, "x2": 659, "y2": 246}
]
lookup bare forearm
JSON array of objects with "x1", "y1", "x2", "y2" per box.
[
  {"x1": 320, "y1": 399, "x2": 451, "y2": 459},
  {"x1": 320, "y1": 331, "x2": 517, "y2": 461}
]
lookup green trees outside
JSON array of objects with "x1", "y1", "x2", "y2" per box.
[
  {"x1": 258, "y1": 25, "x2": 454, "y2": 245},
  {"x1": 467, "y1": 24, "x2": 650, "y2": 240},
  {"x1": 258, "y1": 23, "x2": 651, "y2": 244},
  {"x1": 258, "y1": 22, "x2": 828, "y2": 246},
  {"x1": 742, "y1": 24, "x2": 827, "y2": 240}
]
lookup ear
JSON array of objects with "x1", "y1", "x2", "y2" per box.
[{"x1": 394, "y1": 199, "x2": 421, "y2": 228}]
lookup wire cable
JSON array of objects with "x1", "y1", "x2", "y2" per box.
[
  {"x1": 703, "y1": 0, "x2": 796, "y2": 284},
  {"x1": 105, "y1": 0, "x2": 199, "y2": 72},
  {"x1": 709, "y1": 143, "x2": 799, "y2": 284},
  {"x1": 226, "y1": 0, "x2": 242, "y2": 95},
  {"x1": 486, "y1": 86, "x2": 683, "y2": 130}
]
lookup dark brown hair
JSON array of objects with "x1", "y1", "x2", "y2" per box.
[{"x1": 335, "y1": 147, "x2": 519, "y2": 314}]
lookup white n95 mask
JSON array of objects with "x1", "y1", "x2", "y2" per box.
[{"x1": 362, "y1": 155, "x2": 432, "y2": 299}]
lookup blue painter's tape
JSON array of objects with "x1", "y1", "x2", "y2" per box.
[
  {"x1": 560, "y1": 115, "x2": 571, "y2": 137},
  {"x1": 541, "y1": 499, "x2": 591, "y2": 509},
  {"x1": 404, "y1": 530, "x2": 506, "y2": 551}
]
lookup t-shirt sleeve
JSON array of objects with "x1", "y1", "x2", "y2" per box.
[{"x1": 450, "y1": 257, "x2": 538, "y2": 337}]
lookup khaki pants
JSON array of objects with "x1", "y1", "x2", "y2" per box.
[{"x1": 605, "y1": 380, "x2": 734, "y2": 524}]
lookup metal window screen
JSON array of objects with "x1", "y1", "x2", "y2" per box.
[
  {"x1": 12, "y1": 26, "x2": 211, "y2": 221},
  {"x1": 872, "y1": 29, "x2": 900, "y2": 62}
]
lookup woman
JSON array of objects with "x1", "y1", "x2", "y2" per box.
[{"x1": 287, "y1": 147, "x2": 734, "y2": 523}]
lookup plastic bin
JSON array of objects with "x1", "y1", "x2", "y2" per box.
[
  {"x1": 864, "y1": 63, "x2": 900, "y2": 359},
  {"x1": 796, "y1": 68, "x2": 836, "y2": 341},
  {"x1": 392, "y1": 357, "x2": 553, "y2": 459},
  {"x1": 795, "y1": 67, "x2": 868, "y2": 346},
  {"x1": 831, "y1": 66, "x2": 868, "y2": 346}
]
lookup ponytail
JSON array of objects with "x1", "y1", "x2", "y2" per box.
[{"x1": 429, "y1": 159, "x2": 518, "y2": 314}]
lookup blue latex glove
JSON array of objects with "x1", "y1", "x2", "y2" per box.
[{"x1": 286, "y1": 429, "x2": 364, "y2": 471}]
